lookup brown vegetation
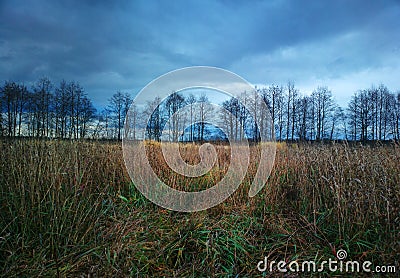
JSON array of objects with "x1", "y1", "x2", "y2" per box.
[{"x1": 0, "y1": 139, "x2": 399, "y2": 276}]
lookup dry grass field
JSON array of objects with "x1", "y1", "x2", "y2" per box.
[{"x1": 0, "y1": 139, "x2": 399, "y2": 276}]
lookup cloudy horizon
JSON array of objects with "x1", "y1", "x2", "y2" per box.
[{"x1": 1, "y1": 0, "x2": 399, "y2": 109}]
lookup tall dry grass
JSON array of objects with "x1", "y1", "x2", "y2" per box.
[
  {"x1": 0, "y1": 139, "x2": 399, "y2": 276},
  {"x1": 0, "y1": 139, "x2": 129, "y2": 276}
]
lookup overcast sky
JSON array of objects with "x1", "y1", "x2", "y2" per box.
[{"x1": 1, "y1": 0, "x2": 399, "y2": 108}]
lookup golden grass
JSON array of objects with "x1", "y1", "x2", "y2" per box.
[{"x1": 0, "y1": 139, "x2": 399, "y2": 276}]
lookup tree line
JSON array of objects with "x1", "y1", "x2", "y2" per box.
[
  {"x1": 1, "y1": 77, "x2": 399, "y2": 141},
  {"x1": 0, "y1": 77, "x2": 131, "y2": 140},
  {"x1": 0, "y1": 78, "x2": 95, "y2": 138}
]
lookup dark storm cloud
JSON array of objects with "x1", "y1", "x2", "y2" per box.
[{"x1": 0, "y1": 0, "x2": 399, "y2": 107}]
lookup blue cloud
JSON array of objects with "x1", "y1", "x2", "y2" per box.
[{"x1": 0, "y1": 0, "x2": 399, "y2": 108}]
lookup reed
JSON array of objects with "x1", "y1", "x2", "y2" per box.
[{"x1": 0, "y1": 139, "x2": 398, "y2": 276}]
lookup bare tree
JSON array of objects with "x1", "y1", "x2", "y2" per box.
[
  {"x1": 311, "y1": 86, "x2": 334, "y2": 141},
  {"x1": 1, "y1": 81, "x2": 28, "y2": 137},
  {"x1": 297, "y1": 96, "x2": 310, "y2": 141},
  {"x1": 79, "y1": 96, "x2": 96, "y2": 138},
  {"x1": 165, "y1": 91, "x2": 185, "y2": 142},
  {"x1": 145, "y1": 97, "x2": 163, "y2": 141},
  {"x1": 347, "y1": 93, "x2": 359, "y2": 141},
  {"x1": 186, "y1": 94, "x2": 196, "y2": 142},
  {"x1": 395, "y1": 92, "x2": 400, "y2": 140},
  {"x1": 275, "y1": 87, "x2": 285, "y2": 141},
  {"x1": 266, "y1": 85, "x2": 284, "y2": 139},
  {"x1": 198, "y1": 94, "x2": 212, "y2": 142},
  {"x1": 125, "y1": 102, "x2": 138, "y2": 140},
  {"x1": 54, "y1": 80, "x2": 70, "y2": 138},
  {"x1": 31, "y1": 77, "x2": 53, "y2": 137},
  {"x1": 108, "y1": 91, "x2": 132, "y2": 140},
  {"x1": 221, "y1": 97, "x2": 241, "y2": 141}
]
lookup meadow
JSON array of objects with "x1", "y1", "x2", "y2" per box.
[{"x1": 0, "y1": 139, "x2": 399, "y2": 277}]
